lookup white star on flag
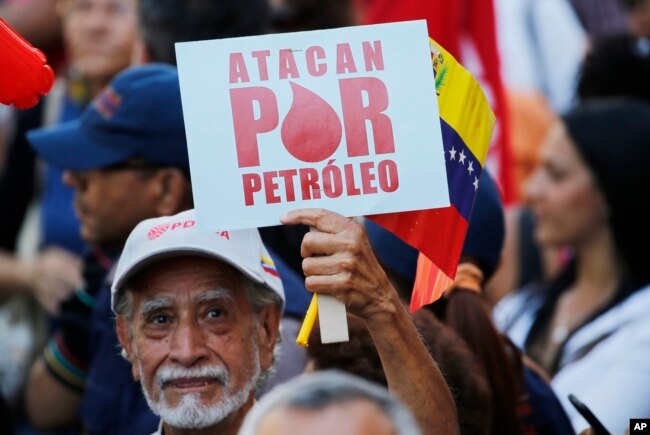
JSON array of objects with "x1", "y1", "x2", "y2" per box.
[
  {"x1": 449, "y1": 146, "x2": 457, "y2": 161},
  {"x1": 473, "y1": 176, "x2": 479, "y2": 191},
  {"x1": 458, "y1": 150, "x2": 466, "y2": 165},
  {"x1": 467, "y1": 160, "x2": 474, "y2": 175}
]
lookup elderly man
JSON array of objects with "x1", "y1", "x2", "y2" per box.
[
  {"x1": 114, "y1": 206, "x2": 459, "y2": 434},
  {"x1": 113, "y1": 209, "x2": 283, "y2": 434},
  {"x1": 239, "y1": 370, "x2": 421, "y2": 435}
]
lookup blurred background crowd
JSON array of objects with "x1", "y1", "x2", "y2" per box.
[{"x1": 1, "y1": 0, "x2": 649, "y2": 434}]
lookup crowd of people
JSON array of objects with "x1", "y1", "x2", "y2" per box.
[{"x1": 1, "y1": 0, "x2": 649, "y2": 434}]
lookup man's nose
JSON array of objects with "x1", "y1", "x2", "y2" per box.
[{"x1": 168, "y1": 318, "x2": 210, "y2": 367}]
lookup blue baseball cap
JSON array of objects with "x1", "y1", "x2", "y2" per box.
[{"x1": 27, "y1": 64, "x2": 190, "y2": 174}]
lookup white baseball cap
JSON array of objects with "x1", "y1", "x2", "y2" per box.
[{"x1": 111, "y1": 209, "x2": 285, "y2": 312}]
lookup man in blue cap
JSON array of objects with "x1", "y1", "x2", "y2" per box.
[
  {"x1": 24, "y1": 64, "x2": 195, "y2": 434},
  {"x1": 24, "y1": 62, "x2": 309, "y2": 434}
]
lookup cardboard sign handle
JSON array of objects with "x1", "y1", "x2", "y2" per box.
[
  {"x1": 295, "y1": 227, "x2": 350, "y2": 346},
  {"x1": 317, "y1": 294, "x2": 349, "y2": 343}
]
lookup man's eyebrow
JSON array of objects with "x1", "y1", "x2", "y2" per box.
[
  {"x1": 195, "y1": 289, "x2": 235, "y2": 305},
  {"x1": 139, "y1": 297, "x2": 173, "y2": 318}
]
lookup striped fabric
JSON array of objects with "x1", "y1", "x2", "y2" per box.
[
  {"x1": 43, "y1": 332, "x2": 88, "y2": 391},
  {"x1": 369, "y1": 39, "x2": 495, "y2": 312}
]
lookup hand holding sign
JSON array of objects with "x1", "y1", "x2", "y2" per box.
[{"x1": 281, "y1": 208, "x2": 399, "y2": 320}]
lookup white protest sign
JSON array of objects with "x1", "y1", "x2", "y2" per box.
[{"x1": 176, "y1": 20, "x2": 449, "y2": 232}]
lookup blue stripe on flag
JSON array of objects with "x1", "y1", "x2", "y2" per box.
[{"x1": 440, "y1": 119, "x2": 483, "y2": 221}]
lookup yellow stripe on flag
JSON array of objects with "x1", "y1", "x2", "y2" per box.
[{"x1": 430, "y1": 39, "x2": 495, "y2": 166}]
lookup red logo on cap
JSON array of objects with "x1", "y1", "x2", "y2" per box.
[
  {"x1": 147, "y1": 220, "x2": 196, "y2": 240},
  {"x1": 148, "y1": 224, "x2": 170, "y2": 240},
  {"x1": 94, "y1": 87, "x2": 122, "y2": 119}
]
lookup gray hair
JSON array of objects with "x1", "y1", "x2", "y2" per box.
[{"x1": 239, "y1": 370, "x2": 422, "y2": 435}]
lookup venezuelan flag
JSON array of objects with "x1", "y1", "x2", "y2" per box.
[{"x1": 368, "y1": 39, "x2": 495, "y2": 312}]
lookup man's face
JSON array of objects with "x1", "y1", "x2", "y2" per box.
[
  {"x1": 62, "y1": 165, "x2": 162, "y2": 246},
  {"x1": 62, "y1": 0, "x2": 138, "y2": 83},
  {"x1": 118, "y1": 256, "x2": 278, "y2": 429}
]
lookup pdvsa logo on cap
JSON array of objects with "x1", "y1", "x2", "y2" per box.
[
  {"x1": 148, "y1": 224, "x2": 170, "y2": 240},
  {"x1": 147, "y1": 220, "x2": 196, "y2": 240},
  {"x1": 632, "y1": 419, "x2": 650, "y2": 433}
]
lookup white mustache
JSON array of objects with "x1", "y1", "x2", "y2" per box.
[{"x1": 156, "y1": 365, "x2": 229, "y2": 389}]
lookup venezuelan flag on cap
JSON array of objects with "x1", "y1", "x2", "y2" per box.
[
  {"x1": 261, "y1": 256, "x2": 279, "y2": 278},
  {"x1": 368, "y1": 38, "x2": 495, "y2": 312}
]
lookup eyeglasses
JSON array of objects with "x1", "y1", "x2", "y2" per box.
[
  {"x1": 65, "y1": 159, "x2": 164, "y2": 189},
  {"x1": 100, "y1": 159, "x2": 165, "y2": 173}
]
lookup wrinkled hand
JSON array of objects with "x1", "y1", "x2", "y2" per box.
[
  {"x1": 29, "y1": 248, "x2": 82, "y2": 315},
  {"x1": 281, "y1": 208, "x2": 399, "y2": 321}
]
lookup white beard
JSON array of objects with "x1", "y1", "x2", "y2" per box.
[{"x1": 138, "y1": 350, "x2": 261, "y2": 429}]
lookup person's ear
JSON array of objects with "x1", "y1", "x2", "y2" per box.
[
  {"x1": 153, "y1": 168, "x2": 191, "y2": 216},
  {"x1": 256, "y1": 305, "x2": 281, "y2": 372},
  {"x1": 116, "y1": 315, "x2": 140, "y2": 381}
]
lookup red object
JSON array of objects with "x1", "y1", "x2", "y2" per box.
[
  {"x1": 369, "y1": 187, "x2": 470, "y2": 312},
  {"x1": 0, "y1": 18, "x2": 54, "y2": 109},
  {"x1": 358, "y1": 0, "x2": 516, "y2": 203},
  {"x1": 369, "y1": 205, "x2": 468, "y2": 282}
]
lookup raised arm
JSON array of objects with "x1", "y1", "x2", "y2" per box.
[{"x1": 281, "y1": 208, "x2": 459, "y2": 435}]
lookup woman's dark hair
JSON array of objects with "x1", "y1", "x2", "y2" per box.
[
  {"x1": 412, "y1": 309, "x2": 493, "y2": 435},
  {"x1": 433, "y1": 288, "x2": 524, "y2": 435},
  {"x1": 307, "y1": 315, "x2": 387, "y2": 387},
  {"x1": 307, "y1": 312, "x2": 493, "y2": 435},
  {"x1": 578, "y1": 34, "x2": 650, "y2": 103},
  {"x1": 562, "y1": 99, "x2": 650, "y2": 289},
  {"x1": 430, "y1": 171, "x2": 523, "y2": 435}
]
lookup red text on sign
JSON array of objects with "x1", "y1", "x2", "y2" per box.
[
  {"x1": 241, "y1": 159, "x2": 399, "y2": 206},
  {"x1": 229, "y1": 41, "x2": 384, "y2": 84},
  {"x1": 230, "y1": 77, "x2": 394, "y2": 167}
]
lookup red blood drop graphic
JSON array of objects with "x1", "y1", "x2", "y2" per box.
[
  {"x1": 281, "y1": 82, "x2": 342, "y2": 163},
  {"x1": 0, "y1": 18, "x2": 54, "y2": 109}
]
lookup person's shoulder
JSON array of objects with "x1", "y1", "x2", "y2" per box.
[
  {"x1": 559, "y1": 283, "x2": 650, "y2": 368},
  {"x1": 585, "y1": 283, "x2": 650, "y2": 336},
  {"x1": 493, "y1": 282, "x2": 545, "y2": 336}
]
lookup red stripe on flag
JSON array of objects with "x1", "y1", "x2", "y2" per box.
[
  {"x1": 411, "y1": 256, "x2": 454, "y2": 312},
  {"x1": 369, "y1": 206, "x2": 469, "y2": 312},
  {"x1": 368, "y1": 206, "x2": 469, "y2": 278}
]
